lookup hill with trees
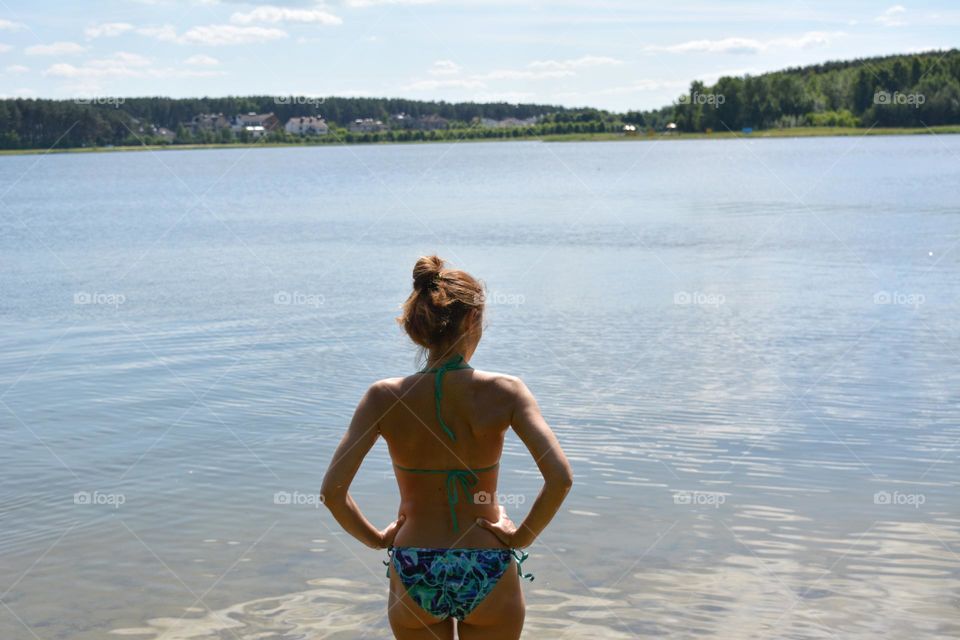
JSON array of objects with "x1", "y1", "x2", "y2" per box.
[
  {"x1": 667, "y1": 48, "x2": 960, "y2": 132},
  {"x1": 0, "y1": 49, "x2": 957, "y2": 150}
]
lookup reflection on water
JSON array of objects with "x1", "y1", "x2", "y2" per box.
[{"x1": 1, "y1": 137, "x2": 959, "y2": 639}]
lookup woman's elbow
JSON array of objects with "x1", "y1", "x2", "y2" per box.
[
  {"x1": 547, "y1": 465, "x2": 574, "y2": 493},
  {"x1": 319, "y1": 480, "x2": 347, "y2": 510}
]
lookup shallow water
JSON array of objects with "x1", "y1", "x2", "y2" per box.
[{"x1": 1, "y1": 136, "x2": 958, "y2": 639}]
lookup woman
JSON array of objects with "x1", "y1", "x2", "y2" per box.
[{"x1": 321, "y1": 255, "x2": 573, "y2": 639}]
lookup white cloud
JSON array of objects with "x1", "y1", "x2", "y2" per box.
[
  {"x1": 0, "y1": 19, "x2": 26, "y2": 31},
  {"x1": 5, "y1": 64, "x2": 30, "y2": 74},
  {"x1": 0, "y1": 43, "x2": 12, "y2": 53},
  {"x1": 26, "y1": 41, "x2": 88, "y2": 56},
  {"x1": 429, "y1": 60, "x2": 461, "y2": 76},
  {"x1": 180, "y1": 24, "x2": 287, "y2": 45},
  {"x1": 476, "y1": 68, "x2": 574, "y2": 80},
  {"x1": 138, "y1": 24, "x2": 288, "y2": 45},
  {"x1": 646, "y1": 31, "x2": 844, "y2": 55},
  {"x1": 45, "y1": 52, "x2": 224, "y2": 80},
  {"x1": 876, "y1": 5, "x2": 907, "y2": 27},
  {"x1": 136, "y1": 25, "x2": 179, "y2": 41},
  {"x1": 405, "y1": 53, "x2": 623, "y2": 93},
  {"x1": 346, "y1": 0, "x2": 437, "y2": 6},
  {"x1": 402, "y1": 78, "x2": 486, "y2": 91},
  {"x1": 85, "y1": 22, "x2": 134, "y2": 38},
  {"x1": 527, "y1": 55, "x2": 623, "y2": 71},
  {"x1": 185, "y1": 54, "x2": 220, "y2": 66},
  {"x1": 230, "y1": 6, "x2": 342, "y2": 26}
]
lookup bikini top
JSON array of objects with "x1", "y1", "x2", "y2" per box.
[{"x1": 393, "y1": 354, "x2": 499, "y2": 532}]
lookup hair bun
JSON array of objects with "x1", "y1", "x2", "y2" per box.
[{"x1": 412, "y1": 255, "x2": 445, "y2": 291}]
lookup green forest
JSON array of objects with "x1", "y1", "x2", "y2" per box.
[
  {"x1": 0, "y1": 49, "x2": 957, "y2": 150},
  {"x1": 666, "y1": 49, "x2": 960, "y2": 132}
]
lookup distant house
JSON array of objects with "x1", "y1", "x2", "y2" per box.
[
  {"x1": 285, "y1": 116, "x2": 329, "y2": 136},
  {"x1": 187, "y1": 113, "x2": 230, "y2": 135},
  {"x1": 479, "y1": 116, "x2": 539, "y2": 128},
  {"x1": 417, "y1": 114, "x2": 449, "y2": 131},
  {"x1": 389, "y1": 113, "x2": 449, "y2": 130},
  {"x1": 231, "y1": 112, "x2": 280, "y2": 138},
  {"x1": 154, "y1": 127, "x2": 176, "y2": 142},
  {"x1": 135, "y1": 122, "x2": 176, "y2": 142},
  {"x1": 349, "y1": 118, "x2": 387, "y2": 133}
]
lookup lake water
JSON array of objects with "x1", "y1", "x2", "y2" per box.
[{"x1": 1, "y1": 136, "x2": 958, "y2": 639}]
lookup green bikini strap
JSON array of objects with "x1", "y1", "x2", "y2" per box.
[
  {"x1": 419, "y1": 354, "x2": 472, "y2": 442},
  {"x1": 512, "y1": 549, "x2": 535, "y2": 581},
  {"x1": 393, "y1": 462, "x2": 499, "y2": 532}
]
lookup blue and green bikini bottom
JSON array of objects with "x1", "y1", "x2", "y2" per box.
[{"x1": 386, "y1": 546, "x2": 534, "y2": 621}]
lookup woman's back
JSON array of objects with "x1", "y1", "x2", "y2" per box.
[
  {"x1": 377, "y1": 367, "x2": 519, "y2": 548},
  {"x1": 321, "y1": 255, "x2": 572, "y2": 639}
]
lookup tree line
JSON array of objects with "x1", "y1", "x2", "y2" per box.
[
  {"x1": 0, "y1": 49, "x2": 958, "y2": 149},
  {"x1": 666, "y1": 49, "x2": 960, "y2": 132}
]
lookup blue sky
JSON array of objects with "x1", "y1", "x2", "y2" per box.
[{"x1": 0, "y1": 1, "x2": 957, "y2": 111}]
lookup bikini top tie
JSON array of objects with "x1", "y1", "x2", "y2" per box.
[{"x1": 393, "y1": 354, "x2": 499, "y2": 532}]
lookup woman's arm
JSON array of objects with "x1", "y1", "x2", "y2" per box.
[
  {"x1": 478, "y1": 378, "x2": 573, "y2": 547},
  {"x1": 320, "y1": 382, "x2": 404, "y2": 549}
]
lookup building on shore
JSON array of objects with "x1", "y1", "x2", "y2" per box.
[
  {"x1": 285, "y1": 116, "x2": 330, "y2": 136},
  {"x1": 186, "y1": 113, "x2": 230, "y2": 135},
  {"x1": 478, "y1": 116, "x2": 539, "y2": 128},
  {"x1": 389, "y1": 113, "x2": 450, "y2": 130},
  {"x1": 349, "y1": 118, "x2": 387, "y2": 133},
  {"x1": 231, "y1": 112, "x2": 280, "y2": 138}
]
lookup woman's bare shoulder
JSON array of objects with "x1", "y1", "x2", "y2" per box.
[{"x1": 470, "y1": 369, "x2": 526, "y2": 400}]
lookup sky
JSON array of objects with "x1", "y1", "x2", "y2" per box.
[{"x1": 0, "y1": 0, "x2": 957, "y2": 112}]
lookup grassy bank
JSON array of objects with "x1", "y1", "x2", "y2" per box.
[
  {"x1": 1, "y1": 125, "x2": 958, "y2": 157},
  {"x1": 540, "y1": 125, "x2": 960, "y2": 142}
]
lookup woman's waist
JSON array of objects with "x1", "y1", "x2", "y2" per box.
[{"x1": 392, "y1": 506, "x2": 507, "y2": 549}]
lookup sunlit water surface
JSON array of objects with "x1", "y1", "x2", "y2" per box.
[{"x1": 1, "y1": 136, "x2": 958, "y2": 639}]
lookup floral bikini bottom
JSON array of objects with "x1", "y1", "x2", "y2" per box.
[{"x1": 386, "y1": 547, "x2": 534, "y2": 621}]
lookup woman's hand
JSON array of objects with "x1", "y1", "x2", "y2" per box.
[
  {"x1": 477, "y1": 506, "x2": 530, "y2": 548},
  {"x1": 378, "y1": 514, "x2": 406, "y2": 549}
]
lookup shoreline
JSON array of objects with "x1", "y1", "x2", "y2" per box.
[{"x1": 1, "y1": 125, "x2": 958, "y2": 157}]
